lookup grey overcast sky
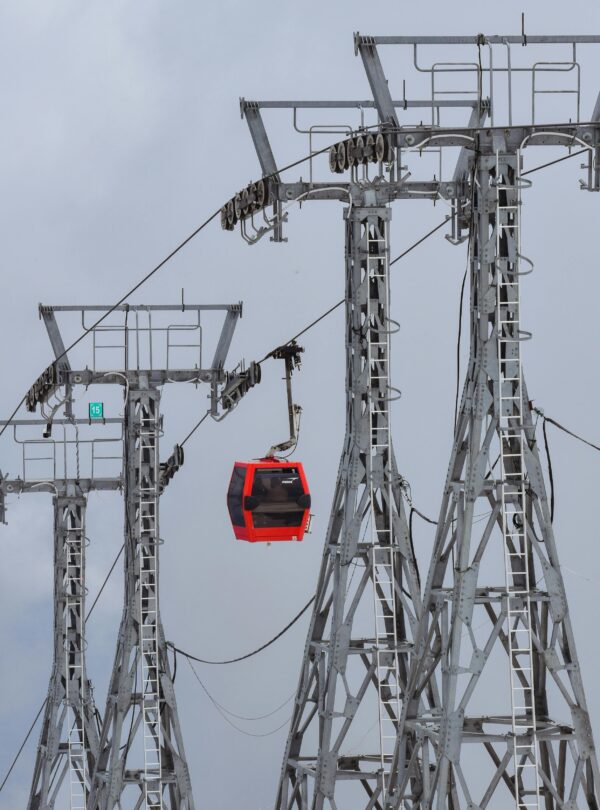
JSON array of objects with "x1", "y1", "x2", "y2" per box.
[{"x1": 2, "y1": 1, "x2": 600, "y2": 808}]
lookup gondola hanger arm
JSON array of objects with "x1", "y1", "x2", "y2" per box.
[{"x1": 266, "y1": 341, "x2": 304, "y2": 458}]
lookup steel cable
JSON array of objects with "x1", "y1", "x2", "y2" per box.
[
  {"x1": 185, "y1": 658, "x2": 292, "y2": 738},
  {"x1": 183, "y1": 214, "x2": 453, "y2": 444},
  {"x1": 167, "y1": 595, "x2": 315, "y2": 665}
]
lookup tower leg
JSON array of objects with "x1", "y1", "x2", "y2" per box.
[
  {"x1": 89, "y1": 382, "x2": 194, "y2": 810},
  {"x1": 28, "y1": 489, "x2": 100, "y2": 810},
  {"x1": 275, "y1": 206, "x2": 425, "y2": 810},
  {"x1": 387, "y1": 151, "x2": 600, "y2": 809}
]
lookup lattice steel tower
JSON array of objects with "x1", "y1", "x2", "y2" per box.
[
  {"x1": 14, "y1": 302, "x2": 245, "y2": 810},
  {"x1": 222, "y1": 84, "x2": 456, "y2": 810},
  {"x1": 387, "y1": 147, "x2": 600, "y2": 809},
  {"x1": 90, "y1": 380, "x2": 192, "y2": 810},
  {"x1": 221, "y1": 28, "x2": 600, "y2": 810},
  {"x1": 0, "y1": 306, "x2": 123, "y2": 810},
  {"x1": 276, "y1": 203, "x2": 423, "y2": 807}
]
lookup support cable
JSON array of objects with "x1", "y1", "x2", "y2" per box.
[
  {"x1": 0, "y1": 701, "x2": 47, "y2": 794},
  {"x1": 179, "y1": 411, "x2": 210, "y2": 449},
  {"x1": 181, "y1": 215, "x2": 454, "y2": 444},
  {"x1": 86, "y1": 543, "x2": 125, "y2": 620},
  {"x1": 389, "y1": 215, "x2": 451, "y2": 267},
  {"x1": 0, "y1": 140, "x2": 349, "y2": 444},
  {"x1": 0, "y1": 208, "x2": 220, "y2": 442},
  {"x1": 167, "y1": 595, "x2": 315, "y2": 665},
  {"x1": 522, "y1": 148, "x2": 587, "y2": 177},
  {"x1": 411, "y1": 506, "x2": 438, "y2": 525},
  {"x1": 536, "y1": 410, "x2": 600, "y2": 453},
  {"x1": 0, "y1": 144, "x2": 580, "y2": 444},
  {"x1": 534, "y1": 407, "x2": 600, "y2": 527},
  {"x1": 257, "y1": 216, "x2": 451, "y2": 366}
]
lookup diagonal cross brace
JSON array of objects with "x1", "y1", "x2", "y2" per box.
[
  {"x1": 241, "y1": 99, "x2": 280, "y2": 178},
  {"x1": 355, "y1": 35, "x2": 399, "y2": 129}
]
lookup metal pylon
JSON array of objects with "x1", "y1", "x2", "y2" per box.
[
  {"x1": 89, "y1": 382, "x2": 194, "y2": 810},
  {"x1": 275, "y1": 206, "x2": 425, "y2": 810},
  {"x1": 386, "y1": 151, "x2": 600, "y2": 809},
  {"x1": 28, "y1": 489, "x2": 100, "y2": 810}
]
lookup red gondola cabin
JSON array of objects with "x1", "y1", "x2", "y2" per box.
[{"x1": 227, "y1": 458, "x2": 311, "y2": 542}]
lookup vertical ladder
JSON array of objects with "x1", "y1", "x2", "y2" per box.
[
  {"x1": 64, "y1": 503, "x2": 87, "y2": 810},
  {"x1": 366, "y1": 217, "x2": 402, "y2": 797},
  {"x1": 495, "y1": 153, "x2": 540, "y2": 810},
  {"x1": 138, "y1": 402, "x2": 162, "y2": 810}
]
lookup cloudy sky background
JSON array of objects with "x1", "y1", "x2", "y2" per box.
[{"x1": 2, "y1": 1, "x2": 600, "y2": 807}]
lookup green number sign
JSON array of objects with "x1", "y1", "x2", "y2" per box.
[{"x1": 89, "y1": 402, "x2": 104, "y2": 420}]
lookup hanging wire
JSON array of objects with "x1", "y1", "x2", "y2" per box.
[
  {"x1": 534, "y1": 407, "x2": 600, "y2": 526},
  {"x1": 537, "y1": 410, "x2": 600, "y2": 453},
  {"x1": 542, "y1": 416, "x2": 555, "y2": 523},
  {"x1": 185, "y1": 659, "x2": 291, "y2": 738},
  {"x1": 168, "y1": 595, "x2": 315, "y2": 665}
]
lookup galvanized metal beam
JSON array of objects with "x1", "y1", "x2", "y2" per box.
[
  {"x1": 63, "y1": 369, "x2": 223, "y2": 386},
  {"x1": 210, "y1": 304, "x2": 242, "y2": 370},
  {"x1": 1, "y1": 477, "x2": 121, "y2": 495},
  {"x1": 240, "y1": 98, "x2": 478, "y2": 110},
  {"x1": 39, "y1": 305, "x2": 72, "y2": 371},
  {"x1": 355, "y1": 38, "x2": 398, "y2": 128},
  {"x1": 356, "y1": 34, "x2": 600, "y2": 45},
  {"x1": 240, "y1": 100, "x2": 279, "y2": 177}
]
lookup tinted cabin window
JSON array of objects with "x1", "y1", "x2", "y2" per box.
[
  {"x1": 227, "y1": 467, "x2": 246, "y2": 526},
  {"x1": 250, "y1": 467, "x2": 305, "y2": 528}
]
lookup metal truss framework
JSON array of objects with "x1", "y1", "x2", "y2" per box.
[
  {"x1": 8, "y1": 302, "x2": 248, "y2": 810},
  {"x1": 33, "y1": 303, "x2": 244, "y2": 810},
  {"x1": 36, "y1": 490, "x2": 97, "y2": 810},
  {"x1": 0, "y1": 412, "x2": 122, "y2": 810},
  {"x1": 90, "y1": 382, "x2": 193, "y2": 810},
  {"x1": 385, "y1": 149, "x2": 600, "y2": 809},
  {"x1": 0, "y1": 465, "x2": 121, "y2": 810},
  {"x1": 221, "y1": 29, "x2": 600, "y2": 810},
  {"x1": 31, "y1": 489, "x2": 95, "y2": 810},
  {"x1": 276, "y1": 203, "x2": 426, "y2": 809},
  {"x1": 5, "y1": 27, "x2": 600, "y2": 810}
]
